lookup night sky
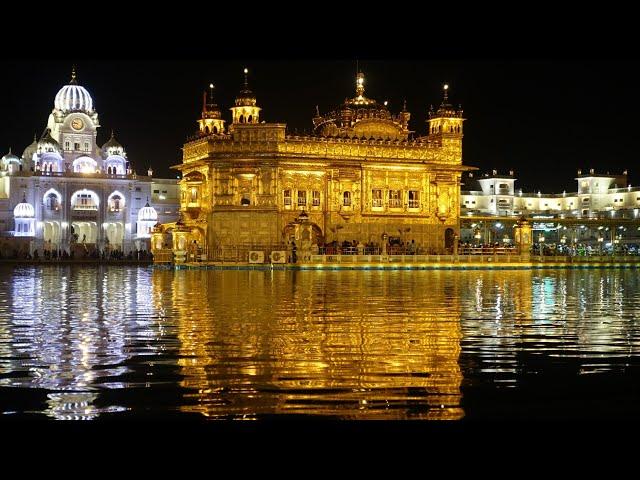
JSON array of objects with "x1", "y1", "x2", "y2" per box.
[{"x1": 1, "y1": 59, "x2": 638, "y2": 193}]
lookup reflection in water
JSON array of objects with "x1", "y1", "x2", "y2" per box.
[
  {"x1": 0, "y1": 266, "x2": 165, "y2": 419},
  {"x1": 166, "y1": 270, "x2": 463, "y2": 419},
  {"x1": 1, "y1": 266, "x2": 640, "y2": 419}
]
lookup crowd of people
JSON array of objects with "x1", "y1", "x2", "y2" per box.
[
  {"x1": 312, "y1": 239, "x2": 431, "y2": 255},
  {"x1": 0, "y1": 247, "x2": 154, "y2": 262}
]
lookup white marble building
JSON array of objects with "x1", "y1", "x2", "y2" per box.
[
  {"x1": 0, "y1": 68, "x2": 179, "y2": 255},
  {"x1": 461, "y1": 169, "x2": 636, "y2": 219},
  {"x1": 460, "y1": 169, "x2": 640, "y2": 247}
]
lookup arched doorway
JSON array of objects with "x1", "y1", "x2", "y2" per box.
[{"x1": 282, "y1": 222, "x2": 323, "y2": 245}]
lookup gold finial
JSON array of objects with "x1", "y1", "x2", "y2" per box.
[
  {"x1": 443, "y1": 83, "x2": 449, "y2": 102},
  {"x1": 204, "y1": 83, "x2": 215, "y2": 112},
  {"x1": 315, "y1": 105, "x2": 320, "y2": 117},
  {"x1": 403, "y1": 99, "x2": 407, "y2": 111},
  {"x1": 70, "y1": 65, "x2": 77, "y2": 84},
  {"x1": 356, "y1": 72, "x2": 365, "y2": 97},
  {"x1": 243, "y1": 68, "x2": 249, "y2": 87}
]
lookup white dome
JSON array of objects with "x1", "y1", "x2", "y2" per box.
[
  {"x1": 2, "y1": 149, "x2": 21, "y2": 165},
  {"x1": 21, "y1": 138, "x2": 38, "y2": 163},
  {"x1": 101, "y1": 132, "x2": 125, "y2": 157},
  {"x1": 138, "y1": 202, "x2": 158, "y2": 221},
  {"x1": 55, "y1": 84, "x2": 94, "y2": 113},
  {"x1": 14, "y1": 202, "x2": 34, "y2": 218},
  {"x1": 37, "y1": 129, "x2": 61, "y2": 154}
]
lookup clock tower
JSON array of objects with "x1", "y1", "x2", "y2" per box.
[{"x1": 47, "y1": 66, "x2": 101, "y2": 169}]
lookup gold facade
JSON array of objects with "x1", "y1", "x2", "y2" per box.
[{"x1": 171, "y1": 72, "x2": 474, "y2": 254}]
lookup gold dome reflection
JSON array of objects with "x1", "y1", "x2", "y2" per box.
[{"x1": 161, "y1": 270, "x2": 465, "y2": 419}]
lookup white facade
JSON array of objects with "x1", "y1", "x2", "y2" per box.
[
  {"x1": 0, "y1": 70, "x2": 179, "y2": 255},
  {"x1": 462, "y1": 170, "x2": 637, "y2": 220}
]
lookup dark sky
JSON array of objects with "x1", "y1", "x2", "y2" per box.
[{"x1": 1, "y1": 59, "x2": 638, "y2": 193}]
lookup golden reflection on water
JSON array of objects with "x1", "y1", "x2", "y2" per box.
[
  {"x1": 2, "y1": 267, "x2": 640, "y2": 419},
  {"x1": 161, "y1": 269, "x2": 466, "y2": 419}
]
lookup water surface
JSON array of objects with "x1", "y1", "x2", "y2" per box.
[{"x1": 1, "y1": 266, "x2": 639, "y2": 419}]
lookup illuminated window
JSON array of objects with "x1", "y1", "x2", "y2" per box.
[
  {"x1": 190, "y1": 187, "x2": 198, "y2": 203},
  {"x1": 283, "y1": 189, "x2": 291, "y2": 206},
  {"x1": 408, "y1": 190, "x2": 420, "y2": 208},
  {"x1": 372, "y1": 189, "x2": 383, "y2": 207},
  {"x1": 312, "y1": 191, "x2": 320, "y2": 207},
  {"x1": 109, "y1": 195, "x2": 122, "y2": 212},
  {"x1": 297, "y1": 190, "x2": 306, "y2": 207},
  {"x1": 46, "y1": 193, "x2": 59, "y2": 211},
  {"x1": 388, "y1": 190, "x2": 401, "y2": 208},
  {"x1": 343, "y1": 191, "x2": 352, "y2": 207},
  {"x1": 74, "y1": 193, "x2": 97, "y2": 210}
]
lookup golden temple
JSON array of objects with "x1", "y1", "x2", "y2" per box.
[{"x1": 158, "y1": 68, "x2": 474, "y2": 258}]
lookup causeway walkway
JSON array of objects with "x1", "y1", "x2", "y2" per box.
[{"x1": 156, "y1": 254, "x2": 640, "y2": 271}]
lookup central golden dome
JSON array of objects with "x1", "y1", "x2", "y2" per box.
[{"x1": 312, "y1": 72, "x2": 411, "y2": 140}]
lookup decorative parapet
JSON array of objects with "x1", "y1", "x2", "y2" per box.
[{"x1": 183, "y1": 132, "x2": 463, "y2": 165}]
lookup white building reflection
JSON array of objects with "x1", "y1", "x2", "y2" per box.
[{"x1": 0, "y1": 266, "x2": 165, "y2": 419}]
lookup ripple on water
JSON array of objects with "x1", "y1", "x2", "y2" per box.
[{"x1": 1, "y1": 266, "x2": 640, "y2": 419}]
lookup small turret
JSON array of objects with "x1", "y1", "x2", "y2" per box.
[
  {"x1": 198, "y1": 83, "x2": 226, "y2": 135},
  {"x1": 230, "y1": 68, "x2": 261, "y2": 126}
]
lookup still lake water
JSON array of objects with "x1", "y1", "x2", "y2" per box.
[{"x1": 1, "y1": 265, "x2": 640, "y2": 420}]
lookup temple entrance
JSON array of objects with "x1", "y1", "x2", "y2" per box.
[
  {"x1": 71, "y1": 221, "x2": 98, "y2": 245},
  {"x1": 104, "y1": 222, "x2": 124, "y2": 250},
  {"x1": 283, "y1": 223, "x2": 297, "y2": 243},
  {"x1": 42, "y1": 221, "x2": 62, "y2": 249},
  {"x1": 282, "y1": 222, "x2": 323, "y2": 244}
]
